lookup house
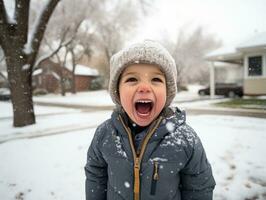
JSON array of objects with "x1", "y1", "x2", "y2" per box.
[
  {"x1": 32, "y1": 59, "x2": 72, "y2": 93},
  {"x1": 32, "y1": 59, "x2": 99, "y2": 93},
  {"x1": 206, "y1": 32, "x2": 266, "y2": 97},
  {"x1": 66, "y1": 64, "x2": 99, "y2": 92}
]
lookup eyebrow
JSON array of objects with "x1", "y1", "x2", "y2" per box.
[
  {"x1": 153, "y1": 72, "x2": 165, "y2": 76},
  {"x1": 122, "y1": 71, "x2": 165, "y2": 77},
  {"x1": 122, "y1": 72, "x2": 137, "y2": 76}
]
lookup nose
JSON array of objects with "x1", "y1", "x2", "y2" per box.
[{"x1": 137, "y1": 82, "x2": 151, "y2": 93}]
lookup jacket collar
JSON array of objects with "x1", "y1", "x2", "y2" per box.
[{"x1": 111, "y1": 107, "x2": 186, "y2": 141}]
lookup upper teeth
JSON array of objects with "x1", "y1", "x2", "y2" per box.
[{"x1": 137, "y1": 100, "x2": 152, "y2": 103}]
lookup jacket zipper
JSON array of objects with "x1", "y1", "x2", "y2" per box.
[
  {"x1": 119, "y1": 115, "x2": 162, "y2": 200},
  {"x1": 150, "y1": 161, "x2": 159, "y2": 195}
]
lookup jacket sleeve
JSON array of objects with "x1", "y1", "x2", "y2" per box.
[
  {"x1": 85, "y1": 126, "x2": 108, "y2": 200},
  {"x1": 180, "y1": 127, "x2": 216, "y2": 200}
]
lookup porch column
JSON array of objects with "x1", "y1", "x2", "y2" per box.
[{"x1": 210, "y1": 62, "x2": 215, "y2": 99}]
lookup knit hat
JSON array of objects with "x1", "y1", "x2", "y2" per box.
[{"x1": 109, "y1": 40, "x2": 177, "y2": 107}]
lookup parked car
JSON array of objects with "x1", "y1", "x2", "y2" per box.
[
  {"x1": 0, "y1": 88, "x2": 11, "y2": 101},
  {"x1": 198, "y1": 83, "x2": 243, "y2": 98}
]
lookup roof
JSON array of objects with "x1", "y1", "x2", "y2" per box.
[
  {"x1": 206, "y1": 32, "x2": 266, "y2": 63},
  {"x1": 205, "y1": 46, "x2": 243, "y2": 64},
  {"x1": 237, "y1": 32, "x2": 266, "y2": 50},
  {"x1": 67, "y1": 64, "x2": 99, "y2": 76}
]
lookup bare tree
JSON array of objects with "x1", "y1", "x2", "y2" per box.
[
  {"x1": 38, "y1": 0, "x2": 100, "y2": 94},
  {"x1": 92, "y1": 0, "x2": 139, "y2": 87},
  {"x1": 42, "y1": 30, "x2": 75, "y2": 96},
  {"x1": 36, "y1": 0, "x2": 153, "y2": 92},
  {"x1": 0, "y1": 0, "x2": 60, "y2": 127},
  {"x1": 40, "y1": 16, "x2": 85, "y2": 96},
  {"x1": 163, "y1": 26, "x2": 221, "y2": 88}
]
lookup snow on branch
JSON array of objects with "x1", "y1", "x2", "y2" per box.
[
  {"x1": 24, "y1": 0, "x2": 60, "y2": 57},
  {"x1": 34, "y1": 30, "x2": 74, "y2": 69},
  {"x1": 1, "y1": 0, "x2": 16, "y2": 24},
  {"x1": 0, "y1": 0, "x2": 8, "y2": 25}
]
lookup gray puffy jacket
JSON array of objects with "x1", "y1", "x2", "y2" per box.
[{"x1": 85, "y1": 107, "x2": 215, "y2": 200}]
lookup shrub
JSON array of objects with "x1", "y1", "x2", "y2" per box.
[
  {"x1": 89, "y1": 76, "x2": 104, "y2": 90},
  {"x1": 33, "y1": 88, "x2": 48, "y2": 96}
]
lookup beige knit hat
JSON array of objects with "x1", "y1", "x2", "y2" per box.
[{"x1": 109, "y1": 40, "x2": 177, "y2": 107}]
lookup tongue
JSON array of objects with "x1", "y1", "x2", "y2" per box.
[{"x1": 136, "y1": 103, "x2": 152, "y2": 114}]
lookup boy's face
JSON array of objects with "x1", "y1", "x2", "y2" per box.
[{"x1": 119, "y1": 64, "x2": 167, "y2": 127}]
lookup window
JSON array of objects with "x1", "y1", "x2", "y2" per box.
[{"x1": 248, "y1": 56, "x2": 262, "y2": 76}]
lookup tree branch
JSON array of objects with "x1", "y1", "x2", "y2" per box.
[
  {"x1": 34, "y1": 40, "x2": 62, "y2": 69},
  {"x1": 16, "y1": 0, "x2": 30, "y2": 44},
  {"x1": 28, "y1": 0, "x2": 60, "y2": 65},
  {"x1": 0, "y1": 0, "x2": 9, "y2": 48},
  {"x1": 34, "y1": 28, "x2": 73, "y2": 69},
  {"x1": 0, "y1": 0, "x2": 8, "y2": 25}
]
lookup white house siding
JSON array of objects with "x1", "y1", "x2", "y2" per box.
[{"x1": 244, "y1": 78, "x2": 266, "y2": 95}]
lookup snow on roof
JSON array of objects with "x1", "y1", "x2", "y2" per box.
[
  {"x1": 206, "y1": 32, "x2": 266, "y2": 62},
  {"x1": 67, "y1": 64, "x2": 99, "y2": 76},
  {"x1": 205, "y1": 46, "x2": 242, "y2": 62},
  {"x1": 237, "y1": 32, "x2": 266, "y2": 49},
  {"x1": 206, "y1": 46, "x2": 237, "y2": 57}
]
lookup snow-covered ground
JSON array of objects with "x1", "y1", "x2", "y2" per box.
[
  {"x1": 1, "y1": 88, "x2": 266, "y2": 200},
  {"x1": 33, "y1": 90, "x2": 114, "y2": 107}
]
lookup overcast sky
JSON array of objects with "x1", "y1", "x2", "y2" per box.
[
  {"x1": 132, "y1": 0, "x2": 266, "y2": 47},
  {"x1": 3, "y1": 0, "x2": 266, "y2": 48}
]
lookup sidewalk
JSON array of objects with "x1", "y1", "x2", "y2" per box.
[
  {"x1": 184, "y1": 106, "x2": 266, "y2": 118},
  {"x1": 174, "y1": 98, "x2": 266, "y2": 118}
]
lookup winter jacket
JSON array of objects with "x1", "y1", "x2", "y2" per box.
[{"x1": 85, "y1": 107, "x2": 215, "y2": 200}]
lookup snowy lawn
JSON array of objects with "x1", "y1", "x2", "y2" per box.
[
  {"x1": 0, "y1": 102, "x2": 111, "y2": 142},
  {"x1": 0, "y1": 102, "x2": 79, "y2": 119},
  {"x1": 0, "y1": 111, "x2": 266, "y2": 200},
  {"x1": 33, "y1": 90, "x2": 114, "y2": 107}
]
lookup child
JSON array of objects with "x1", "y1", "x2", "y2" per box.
[{"x1": 85, "y1": 40, "x2": 215, "y2": 200}]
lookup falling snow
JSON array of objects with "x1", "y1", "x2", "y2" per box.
[{"x1": 124, "y1": 181, "x2": 130, "y2": 188}]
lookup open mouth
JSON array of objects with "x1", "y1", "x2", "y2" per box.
[{"x1": 135, "y1": 100, "x2": 154, "y2": 116}]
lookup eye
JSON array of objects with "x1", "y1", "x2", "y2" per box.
[
  {"x1": 125, "y1": 77, "x2": 137, "y2": 82},
  {"x1": 152, "y1": 77, "x2": 163, "y2": 83}
]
